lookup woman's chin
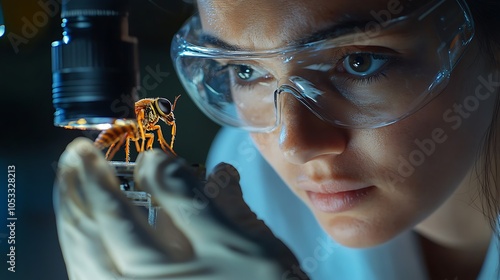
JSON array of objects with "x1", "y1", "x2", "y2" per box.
[{"x1": 318, "y1": 215, "x2": 398, "y2": 248}]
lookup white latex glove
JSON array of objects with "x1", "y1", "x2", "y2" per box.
[{"x1": 54, "y1": 138, "x2": 308, "y2": 280}]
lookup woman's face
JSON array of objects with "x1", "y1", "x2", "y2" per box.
[{"x1": 197, "y1": 0, "x2": 499, "y2": 247}]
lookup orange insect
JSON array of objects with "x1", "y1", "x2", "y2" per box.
[{"x1": 94, "y1": 95, "x2": 180, "y2": 162}]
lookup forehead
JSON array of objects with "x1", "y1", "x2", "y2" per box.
[{"x1": 196, "y1": 0, "x2": 419, "y2": 50}]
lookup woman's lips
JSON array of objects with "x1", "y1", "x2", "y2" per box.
[
  {"x1": 297, "y1": 179, "x2": 376, "y2": 213},
  {"x1": 306, "y1": 186, "x2": 375, "y2": 213}
]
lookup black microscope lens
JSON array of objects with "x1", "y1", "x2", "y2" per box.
[{"x1": 52, "y1": 0, "x2": 139, "y2": 129}]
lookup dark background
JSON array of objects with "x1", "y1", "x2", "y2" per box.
[{"x1": 0, "y1": 0, "x2": 220, "y2": 279}]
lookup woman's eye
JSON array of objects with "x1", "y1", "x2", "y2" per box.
[
  {"x1": 234, "y1": 65, "x2": 253, "y2": 80},
  {"x1": 231, "y1": 64, "x2": 269, "y2": 82},
  {"x1": 343, "y1": 53, "x2": 389, "y2": 76}
]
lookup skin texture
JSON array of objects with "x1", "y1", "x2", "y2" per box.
[{"x1": 197, "y1": 0, "x2": 500, "y2": 277}]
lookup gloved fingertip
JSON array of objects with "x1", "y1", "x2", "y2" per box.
[
  {"x1": 58, "y1": 137, "x2": 102, "y2": 171},
  {"x1": 57, "y1": 137, "x2": 119, "y2": 211},
  {"x1": 135, "y1": 148, "x2": 194, "y2": 197},
  {"x1": 135, "y1": 149, "x2": 146, "y2": 165},
  {"x1": 68, "y1": 137, "x2": 104, "y2": 160},
  {"x1": 136, "y1": 148, "x2": 169, "y2": 167},
  {"x1": 55, "y1": 164, "x2": 78, "y2": 192},
  {"x1": 67, "y1": 137, "x2": 96, "y2": 153},
  {"x1": 135, "y1": 149, "x2": 169, "y2": 183},
  {"x1": 57, "y1": 147, "x2": 81, "y2": 174},
  {"x1": 211, "y1": 162, "x2": 240, "y2": 182}
]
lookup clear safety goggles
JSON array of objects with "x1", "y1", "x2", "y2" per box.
[{"x1": 171, "y1": 0, "x2": 474, "y2": 131}]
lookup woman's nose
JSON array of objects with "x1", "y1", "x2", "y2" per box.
[{"x1": 278, "y1": 92, "x2": 348, "y2": 164}]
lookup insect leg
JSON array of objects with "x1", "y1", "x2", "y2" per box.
[
  {"x1": 105, "y1": 143, "x2": 116, "y2": 159},
  {"x1": 170, "y1": 121, "x2": 176, "y2": 151},
  {"x1": 136, "y1": 110, "x2": 146, "y2": 152},
  {"x1": 144, "y1": 133, "x2": 155, "y2": 150},
  {"x1": 133, "y1": 136, "x2": 142, "y2": 155},
  {"x1": 105, "y1": 134, "x2": 127, "y2": 161},
  {"x1": 153, "y1": 124, "x2": 176, "y2": 156},
  {"x1": 125, "y1": 135, "x2": 131, "y2": 163}
]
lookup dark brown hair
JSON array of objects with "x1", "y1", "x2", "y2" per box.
[{"x1": 465, "y1": 0, "x2": 500, "y2": 231}]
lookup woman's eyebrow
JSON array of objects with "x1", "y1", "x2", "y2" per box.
[
  {"x1": 200, "y1": 19, "x2": 372, "y2": 51},
  {"x1": 201, "y1": 34, "x2": 242, "y2": 51},
  {"x1": 293, "y1": 20, "x2": 373, "y2": 45}
]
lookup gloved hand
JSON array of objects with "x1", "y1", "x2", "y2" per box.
[{"x1": 54, "y1": 137, "x2": 308, "y2": 280}]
